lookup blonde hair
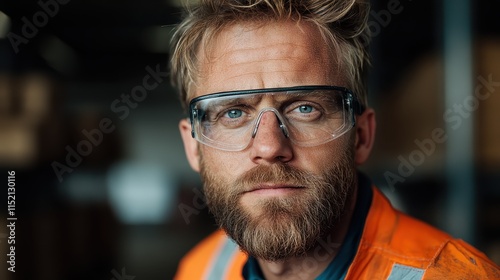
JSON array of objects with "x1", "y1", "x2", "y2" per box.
[{"x1": 170, "y1": 0, "x2": 371, "y2": 110}]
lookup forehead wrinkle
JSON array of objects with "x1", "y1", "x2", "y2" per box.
[
  {"x1": 206, "y1": 52, "x2": 325, "y2": 87},
  {"x1": 213, "y1": 41, "x2": 318, "y2": 62},
  {"x1": 194, "y1": 21, "x2": 339, "y2": 96},
  {"x1": 202, "y1": 24, "x2": 327, "y2": 73},
  {"x1": 225, "y1": 58, "x2": 318, "y2": 76},
  {"x1": 221, "y1": 69, "x2": 319, "y2": 86}
]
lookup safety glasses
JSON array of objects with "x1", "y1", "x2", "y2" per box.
[{"x1": 188, "y1": 85, "x2": 365, "y2": 151}]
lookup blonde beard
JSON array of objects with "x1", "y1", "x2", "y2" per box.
[{"x1": 200, "y1": 148, "x2": 356, "y2": 261}]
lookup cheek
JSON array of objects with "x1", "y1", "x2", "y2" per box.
[
  {"x1": 200, "y1": 148, "x2": 248, "y2": 180},
  {"x1": 295, "y1": 135, "x2": 354, "y2": 174}
]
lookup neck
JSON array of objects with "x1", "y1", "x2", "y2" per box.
[{"x1": 257, "y1": 184, "x2": 359, "y2": 280}]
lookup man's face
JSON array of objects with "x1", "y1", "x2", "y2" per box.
[{"x1": 181, "y1": 20, "x2": 359, "y2": 261}]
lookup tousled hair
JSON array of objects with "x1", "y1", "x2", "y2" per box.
[{"x1": 170, "y1": 0, "x2": 371, "y2": 111}]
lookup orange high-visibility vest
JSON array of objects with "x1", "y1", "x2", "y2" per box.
[{"x1": 175, "y1": 186, "x2": 500, "y2": 279}]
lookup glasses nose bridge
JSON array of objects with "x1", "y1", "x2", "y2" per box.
[{"x1": 251, "y1": 107, "x2": 290, "y2": 139}]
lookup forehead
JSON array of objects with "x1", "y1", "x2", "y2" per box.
[{"x1": 192, "y1": 20, "x2": 340, "y2": 99}]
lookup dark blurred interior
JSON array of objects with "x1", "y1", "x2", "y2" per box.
[{"x1": 0, "y1": 0, "x2": 499, "y2": 279}]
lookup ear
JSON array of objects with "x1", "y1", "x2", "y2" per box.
[
  {"x1": 179, "y1": 119, "x2": 201, "y2": 172},
  {"x1": 354, "y1": 108, "x2": 376, "y2": 165}
]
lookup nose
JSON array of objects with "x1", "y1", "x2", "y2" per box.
[
  {"x1": 249, "y1": 109, "x2": 293, "y2": 164},
  {"x1": 251, "y1": 108, "x2": 289, "y2": 139}
]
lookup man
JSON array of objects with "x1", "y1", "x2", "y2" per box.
[{"x1": 170, "y1": 0, "x2": 499, "y2": 279}]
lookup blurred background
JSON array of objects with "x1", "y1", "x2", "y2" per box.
[{"x1": 0, "y1": 0, "x2": 498, "y2": 279}]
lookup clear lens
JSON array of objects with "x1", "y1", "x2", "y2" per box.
[{"x1": 189, "y1": 86, "x2": 359, "y2": 151}]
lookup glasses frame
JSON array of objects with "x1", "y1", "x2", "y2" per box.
[{"x1": 188, "y1": 85, "x2": 366, "y2": 148}]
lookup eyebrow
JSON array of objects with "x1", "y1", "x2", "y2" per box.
[
  {"x1": 203, "y1": 90, "x2": 339, "y2": 108},
  {"x1": 204, "y1": 94, "x2": 263, "y2": 109}
]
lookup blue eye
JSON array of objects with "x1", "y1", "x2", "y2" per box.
[
  {"x1": 226, "y1": 109, "x2": 243, "y2": 118},
  {"x1": 298, "y1": 105, "x2": 314, "y2": 113}
]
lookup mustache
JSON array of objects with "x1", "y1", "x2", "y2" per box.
[{"x1": 233, "y1": 164, "x2": 324, "y2": 192}]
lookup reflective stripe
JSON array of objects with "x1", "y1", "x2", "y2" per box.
[
  {"x1": 387, "y1": 264, "x2": 425, "y2": 280},
  {"x1": 206, "y1": 237, "x2": 239, "y2": 280}
]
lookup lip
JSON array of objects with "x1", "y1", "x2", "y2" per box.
[{"x1": 244, "y1": 184, "x2": 305, "y2": 195}]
